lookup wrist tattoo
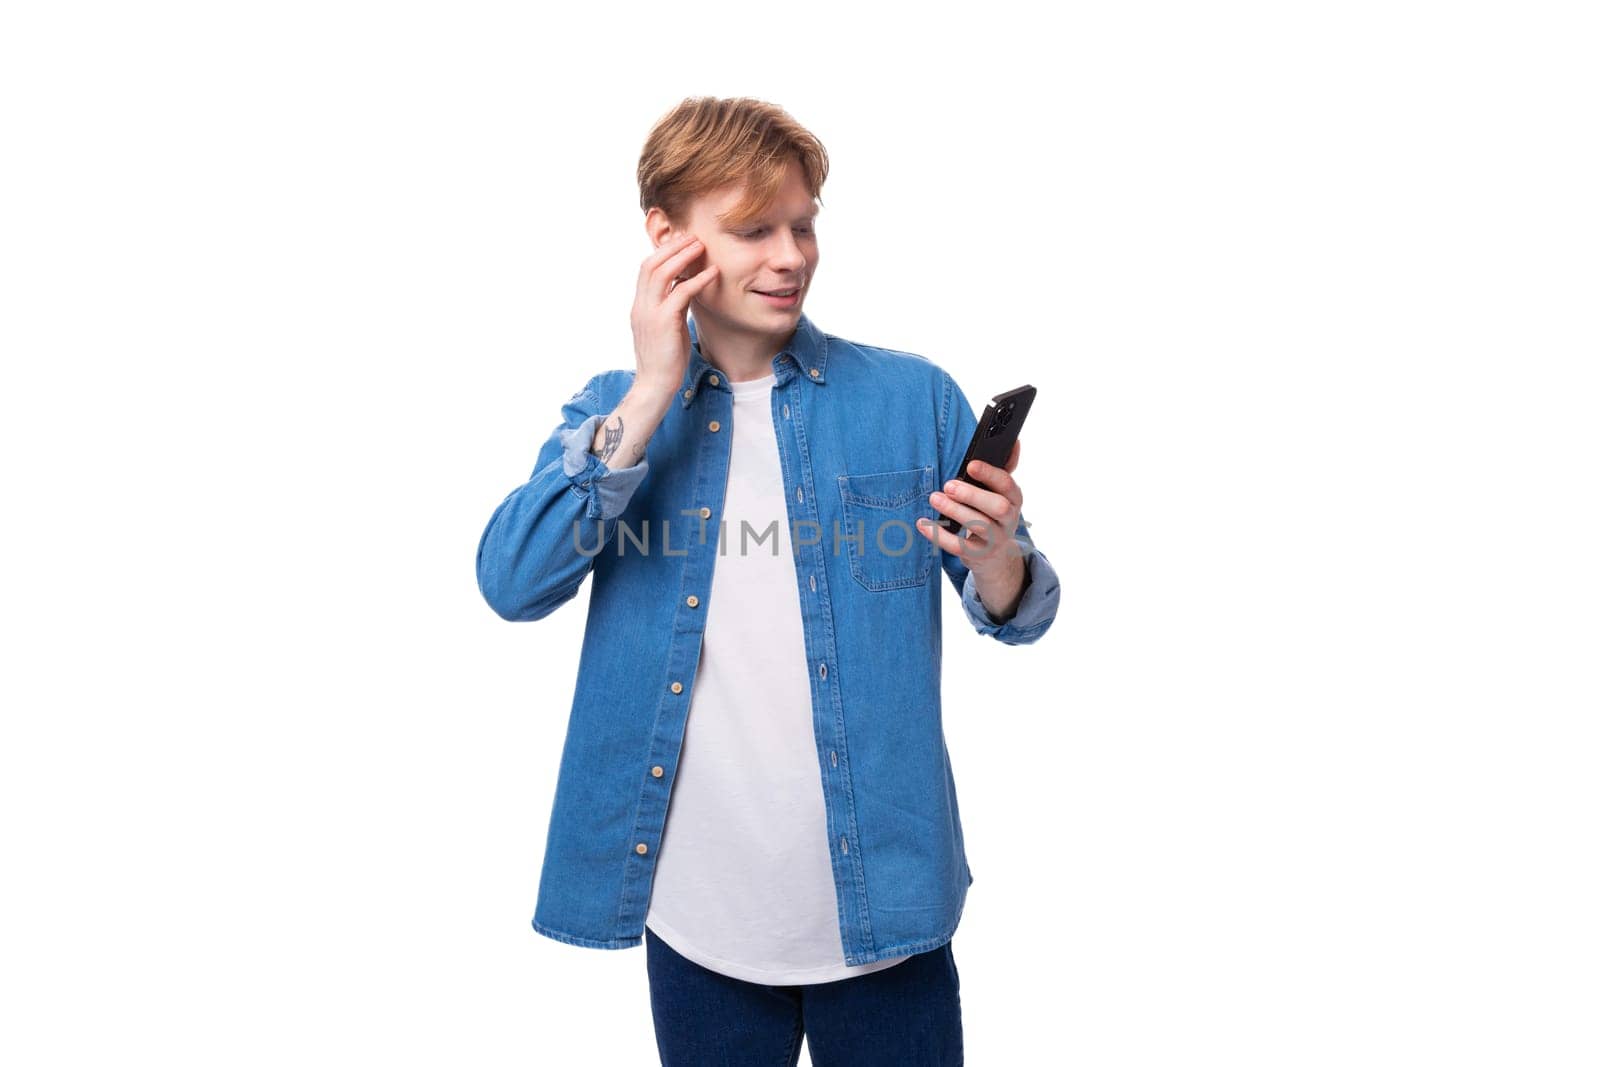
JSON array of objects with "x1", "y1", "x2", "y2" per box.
[{"x1": 597, "y1": 416, "x2": 623, "y2": 464}]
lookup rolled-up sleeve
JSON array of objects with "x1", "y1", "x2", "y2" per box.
[
  {"x1": 476, "y1": 375, "x2": 650, "y2": 622},
  {"x1": 960, "y1": 538, "x2": 1061, "y2": 642},
  {"x1": 559, "y1": 411, "x2": 650, "y2": 522}
]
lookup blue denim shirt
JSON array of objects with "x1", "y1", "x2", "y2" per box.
[{"x1": 476, "y1": 312, "x2": 1061, "y2": 964}]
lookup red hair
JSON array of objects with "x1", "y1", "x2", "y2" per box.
[{"x1": 637, "y1": 96, "x2": 829, "y2": 229}]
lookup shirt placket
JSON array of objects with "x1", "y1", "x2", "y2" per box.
[
  {"x1": 769, "y1": 359, "x2": 874, "y2": 962},
  {"x1": 615, "y1": 369, "x2": 734, "y2": 936}
]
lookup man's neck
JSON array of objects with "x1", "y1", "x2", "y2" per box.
[{"x1": 694, "y1": 317, "x2": 795, "y2": 383}]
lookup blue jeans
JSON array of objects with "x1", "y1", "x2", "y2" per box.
[{"x1": 644, "y1": 927, "x2": 964, "y2": 1065}]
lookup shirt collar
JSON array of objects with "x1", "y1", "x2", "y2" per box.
[{"x1": 680, "y1": 312, "x2": 828, "y2": 406}]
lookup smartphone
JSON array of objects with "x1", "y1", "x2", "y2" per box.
[{"x1": 938, "y1": 384, "x2": 1037, "y2": 534}]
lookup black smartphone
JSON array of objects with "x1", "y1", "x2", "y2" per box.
[{"x1": 938, "y1": 384, "x2": 1037, "y2": 534}]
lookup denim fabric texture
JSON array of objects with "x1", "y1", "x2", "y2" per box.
[
  {"x1": 644, "y1": 927, "x2": 963, "y2": 1066},
  {"x1": 476, "y1": 312, "x2": 1061, "y2": 964}
]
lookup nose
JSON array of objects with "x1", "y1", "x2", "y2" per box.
[{"x1": 770, "y1": 230, "x2": 807, "y2": 273}]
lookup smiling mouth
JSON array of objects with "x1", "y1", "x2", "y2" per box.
[{"x1": 755, "y1": 287, "x2": 802, "y2": 297}]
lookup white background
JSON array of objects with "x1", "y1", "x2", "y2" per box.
[{"x1": 3, "y1": 2, "x2": 1596, "y2": 1064}]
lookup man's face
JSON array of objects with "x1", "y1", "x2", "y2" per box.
[{"x1": 675, "y1": 160, "x2": 819, "y2": 344}]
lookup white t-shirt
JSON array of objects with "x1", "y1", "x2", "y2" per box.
[{"x1": 644, "y1": 371, "x2": 912, "y2": 985}]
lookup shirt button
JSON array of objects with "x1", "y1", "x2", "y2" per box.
[
  {"x1": 839, "y1": 836, "x2": 849, "y2": 854},
  {"x1": 830, "y1": 750, "x2": 837, "y2": 767},
  {"x1": 699, "y1": 506, "x2": 712, "y2": 519},
  {"x1": 685, "y1": 595, "x2": 699, "y2": 608},
  {"x1": 652, "y1": 765, "x2": 664, "y2": 778},
  {"x1": 708, "y1": 374, "x2": 720, "y2": 386},
  {"x1": 795, "y1": 486, "x2": 804, "y2": 503},
  {"x1": 818, "y1": 663, "x2": 827, "y2": 679},
  {"x1": 682, "y1": 387, "x2": 693, "y2": 400},
  {"x1": 670, "y1": 681, "x2": 683, "y2": 694},
  {"x1": 809, "y1": 368, "x2": 820, "y2": 378},
  {"x1": 782, "y1": 404, "x2": 790, "y2": 418},
  {"x1": 809, "y1": 574, "x2": 816, "y2": 592},
  {"x1": 708, "y1": 420, "x2": 720, "y2": 432},
  {"x1": 636, "y1": 842, "x2": 649, "y2": 855}
]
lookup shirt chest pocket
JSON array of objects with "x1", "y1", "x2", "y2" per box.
[{"x1": 835, "y1": 465, "x2": 937, "y2": 592}]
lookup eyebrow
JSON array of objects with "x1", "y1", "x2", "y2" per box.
[{"x1": 719, "y1": 205, "x2": 821, "y2": 225}]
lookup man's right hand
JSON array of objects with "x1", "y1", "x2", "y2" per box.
[
  {"x1": 587, "y1": 233, "x2": 719, "y2": 469},
  {"x1": 630, "y1": 230, "x2": 718, "y2": 396}
]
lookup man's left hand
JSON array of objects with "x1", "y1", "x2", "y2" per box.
[{"x1": 915, "y1": 439, "x2": 1026, "y2": 578}]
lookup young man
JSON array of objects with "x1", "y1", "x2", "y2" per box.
[{"x1": 476, "y1": 96, "x2": 1060, "y2": 1065}]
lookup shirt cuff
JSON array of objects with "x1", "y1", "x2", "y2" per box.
[
  {"x1": 961, "y1": 542, "x2": 1061, "y2": 641},
  {"x1": 558, "y1": 412, "x2": 649, "y2": 522}
]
